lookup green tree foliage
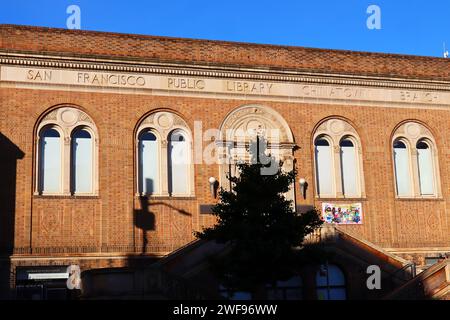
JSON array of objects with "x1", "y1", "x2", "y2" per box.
[{"x1": 195, "y1": 137, "x2": 323, "y2": 295}]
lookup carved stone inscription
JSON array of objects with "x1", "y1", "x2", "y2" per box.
[
  {"x1": 300, "y1": 85, "x2": 365, "y2": 99},
  {"x1": 167, "y1": 77, "x2": 205, "y2": 90},
  {"x1": 225, "y1": 80, "x2": 273, "y2": 94},
  {"x1": 27, "y1": 69, "x2": 52, "y2": 81},
  {"x1": 399, "y1": 90, "x2": 439, "y2": 103},
  {"x1": 77, "y1": 72, "x2": 146, "y2": 86},
  {"x1": 1, "y1": 66, "x2": 447, "y2": 108}
]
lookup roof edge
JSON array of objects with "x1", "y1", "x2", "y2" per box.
[{"x1": 1, "y1": 23, "x2": 448, "y2": 62}]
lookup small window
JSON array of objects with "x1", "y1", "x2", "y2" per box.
[
  {"x1": 138, "y1": 130, "x2": 159, "y2": 195},
  {"x1": 393, "y1": 140, "x2": 412, "y2": 196},
  {"x1": 315, "y1": 138, "x2": 333, "y2": 196},
  {"x1": 39, "y1": 128, "x2": 62, "y2": 194},
  {"x1": 316, "y1": 264, "x2": 346, "y2": 300},
  {"x1": 416, "y1": 140, "x2": 434, "y2": 195},
  {"x1": 168, "y1": 130, "x2": 190, "y2": 196},
  {"x1": 340, "y1": 138, "x2": 358, "y2": 197},
  {"x1": 71, "y1": 129, "x2": 93, "y2": 194},
  {"x1": 219, "y1": 285, "x2": 252, "y2": 300},
  {"x1": 425, "y1": 257, "x2": 441, "y2": 267},
  {"x1": 315, "y1": 138, "x2": 330, "y2": 146},
  {"x1": 266, "y1": 276, "x2": 303, "y2": 300}
]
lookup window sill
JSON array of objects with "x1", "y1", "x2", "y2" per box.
[
  {"x1": 33, "y1": 194, "x2": 100, "y2": 199},
  {"x1": 135, "y1": 194, "x2": 196, "y2": 200},
  {"x1": 394, "y1": 196, "x2": 444, "y2": 201},
  {"x1": 315, "y1": 197, "x2": 366, "y2": 202}
]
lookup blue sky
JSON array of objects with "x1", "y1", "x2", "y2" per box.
[{"x1": 0, "y1": 0, "x2": 449, "y2": 57}]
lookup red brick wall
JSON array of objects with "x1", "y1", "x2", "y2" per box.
[
  {"x1": 1, "y1": 24, "x2": 450, "y2": 80},
  {"x1": 0, "y1": 26, "x2": 449, "y2": 277},
  {"x1": 0, "y1": 87, "x2": 449, "y2": 258}
]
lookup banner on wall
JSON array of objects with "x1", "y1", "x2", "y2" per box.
[{"x1": 322, "y1": 203, "x2": 362, "y2": 225}]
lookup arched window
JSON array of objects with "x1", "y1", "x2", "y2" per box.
[
  {"x1": 313, "y1": 119, "x2": 365, "y2": 199},
  {"x1": 138, "y1": 130, "x2": 159, "y2": 195},
  {"x1": 35, "y1": 107, "x2": 98, "y2": 196},
  {"x1": 168, "y1": 130, "x2": 190, "y2": 196},
  {"x1": 71, "y1": 128, "x2": 93, "y2": 194},
  {"x1": 135, "y1": 111, "x2": 194, "y2": 197},
  {"x1": 340, "y1": 138, "x2": 358, "y2": 197},
  {"x1": 391, "y1": 122, "x2": 441, "y2": 198},
  {"x1": 316, "y1": 264, "x2": 346, "y2": 300},
  {"x1": 219, "y1": 285, "x2": 252, "y2": 300},
  {"x1": 315, "y1": 137, "x2": 334, "y2": 196},
  {"x1": 38, "y1": 127, "x2": 62, "y2": 194},
  {"x1": 393, "y1": 140, "x2": 412, "y2": 196},
  {"x1": 416, "y1": 140, "x2": 434, "y2": 195},
  {"x1": 266, "y1": 276, "x2": 303, "y2": 300}
]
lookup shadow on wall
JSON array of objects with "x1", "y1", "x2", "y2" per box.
[
  {"x1": 134, "y1": 178, "x2": 192, "y2": 252},
  {"x1": 134, "y1": 194, "x2": 156, "y2": 255},
  {"x1": 131, "y1": 178, "x2": 192, "y2": 267},
  {"x1": 82, "y1": 189, "x2": 203, "y2": 299},
  {"x1": 78, "y1": 178, "x2": 199, "y2": 298},
  {"x1": 0, "y1": 132, "x2": 24, "y2": 299}
]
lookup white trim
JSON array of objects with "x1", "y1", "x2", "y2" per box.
[{"x1": 2, "y1": 51, "x2": 450, "y2": 90}]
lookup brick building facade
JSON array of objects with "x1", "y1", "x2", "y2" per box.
[{"x1": 0, "y1": 25, "x2": 449, "y2": 299}]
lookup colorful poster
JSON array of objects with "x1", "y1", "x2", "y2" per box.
[{"x1": 322, "y1": 203, "x2": 362, "y2": 225}]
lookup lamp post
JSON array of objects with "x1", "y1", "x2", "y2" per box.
[
  {"x1": 209, "y1": 177, "x2": 217, "y2": 198},
  {"x1": 299, "y1": 178, "x2": 307, "y2": 199}
]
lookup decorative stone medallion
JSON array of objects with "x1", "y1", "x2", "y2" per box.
[
  {"x1": 60, "y1": 109, "x2": 78, "y2": 126},
  {"x1": 406, "y1": 123, "x2": 421, "y2": 139}
]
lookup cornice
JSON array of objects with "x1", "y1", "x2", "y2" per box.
[{"x1": 2, "y1": 50, "x2": 450, "y2": 92}]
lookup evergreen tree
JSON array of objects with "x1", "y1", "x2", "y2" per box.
[{"x1": 195, "y1": 136, "x2": 323, "y2": 295}]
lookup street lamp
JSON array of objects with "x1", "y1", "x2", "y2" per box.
[
  {"x1": 299, "y1": 178, "x2": 307, "y2": 199},
  {"x1": 209, "y1": 177, "x2": 217, "y2": 198}
]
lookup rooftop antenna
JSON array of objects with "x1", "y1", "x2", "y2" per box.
[{"x1": 444, "y1": 42, "x2": 449, "y2": 58}]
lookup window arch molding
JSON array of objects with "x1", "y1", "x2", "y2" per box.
[
  {"x1": 312, "y1": 118, "x2": 365, "y2": 199},
  {"x1": 339, "y1": 135, "x2": 359, "y2": 148},
  {"x1": 34, "y1": 106, "x2": 99, "y2": 196},
  {"x1": 391, "y1": 121, "x2": 441, "y2": 198},
  {"x1": 217, "y1": 104, "x2": 296, "y2": 203},
  {"x1": 135, "y1": 110, "x2": 195, "y2": 197}
]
